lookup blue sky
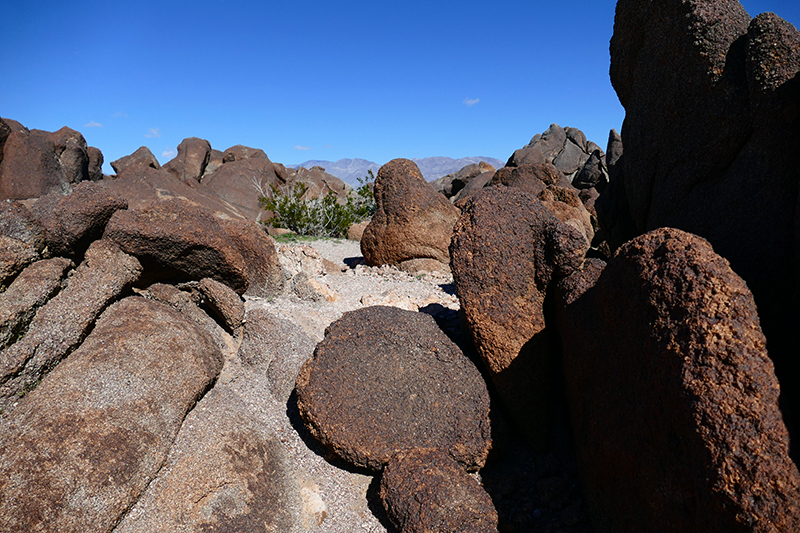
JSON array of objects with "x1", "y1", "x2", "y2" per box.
[{"x1": 2, "y1": 1, "x2": 799, "y2": 174}]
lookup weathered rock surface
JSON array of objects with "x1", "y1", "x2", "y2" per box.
[
  {"x1": 296, "y1": 305, "x2": 492, "y2": 472},
  {"x1": 0, "y1": 123, "x2": 90, "y2": 200},
  {"x1": 606, "y1": 0, "x2": 800, "y2": 446},
  {"x1": 0, "y1": 240, "x2": 142, "y2": 410},
  {"x1": 0, "y1": 257, "x2": 72, "y2": 350},
  {"x1": 379, "y1": 447, "x2": 499, "y2": 533},
  {"x1": 0, "y1": 296, "x2": 223, "y2": 533},
  {"x1": 361, "y1": 158, "x2": 460, "y2": 273},
  {"x1": 219, "y1": 217, "x2": 285, "y2": 298},
  {"x1": 103, "y1": 199, "x2": 259, "y2": 294},
  {"x1": 450, "y1": 186, "x2": 587, "y2": 448},
  {"x1": 557, "y1": 228, "x2": 800, "y2": 532},
  {"x1": 114, "y1": 385, "x2": 301, "y2": 533},
  {"x1": 430, "y1": 161, "x2": 496, "y2": 200},
  {"x1": 110, "y1": 146, "x2": 161, "y2": 174},
  {"x1": 30, "y1": 181, "x2": 128, "y2": 257},
  {"x1": 162, "y1": 136, "x2": 212, "y2": 185}
]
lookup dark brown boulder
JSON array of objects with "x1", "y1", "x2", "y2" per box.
[
  {"x1": 450, "y1": 186, "x2": 587, "y2": 448},
  {"x1": 197, "y1": 277, "x2": 245, "y2": 334},
  {"x1": 431, "y1": 161, "x2": 496, "y2": 199},
  {"x1": 103, "y1": 199, "x2": 251, "y2": 293},
  {"x1": 0, "y1": 124, "x2": 90, "y2": 200},
  {"x1": 0, "y1": 201, "x2": 48, "y2": 286},
  {"x1": 0, "y1": 240, "x2": 142, "y2": 410},
  {"x1": 29, "y1": 182, "x2": 128, "y2": 258},
  {"x1": 222, "y1": 144, "x2": 270, "y2": 162},
  {"x1": 607, "y1": 0, "x2": 800, "y2": 453},
  {"x1": 379, "y1": 447, "x2": 499, "y2": 533},
  {"x1": 361, "y1": 158, "x2": 460, "y2": 273},
  {"x1": 87, "y1": 146, "x2": 104, "y2": 181},
  {"x1": 110, "y1": 146, "x2": 161, "y2": 175},
  {"x1": 295, "y1": 305, "x2": 492, "y2": 472},
  {"x1": 556, "y1": 228, "x2": 800, "y2": 532},
  {"x1": 0, "y1": 296, "x2": 223, "y2": 533},
  {"x1": 218, "y1": 218, "x2": 285, "y2": 298},
  {"x1": 162, "y1": 137, "x2": 212, "y2": 185},
  {"x1": 201, "y1": 151, "x2": 280, "y2": 220}
]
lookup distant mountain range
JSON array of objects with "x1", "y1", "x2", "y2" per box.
[{"x1": 292, "y1": 156, "x2": 506, "y2": 186}]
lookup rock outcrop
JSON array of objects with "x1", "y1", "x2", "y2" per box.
[
  {"x1": 556, "y1": 228, "x2": 800, "y2": 532},
  {"x1": 295, "y1": 305, "x2": 492, "y2": 472},
  {"x1": 361, "y1": 158, "x2": 460, "y2": 273},
  {"x1": 603, "y1": 0, "x2": 800, "y2": 449}
]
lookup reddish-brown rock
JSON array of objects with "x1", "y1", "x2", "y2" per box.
[
  {"x1": 450, "y1": 186, "x2": 587, "y2": 448},
  {"x1": 379, "y1": 447, "x2": 499, "y2": 533},
  {"x1": 296, "y1": 305, "x2": 492, "y2": 472},
  {"x1": 110, "y1": 146, "x2": 161, "y2": 175},
  {"x1": 0, "y1": 296, "x2": 223, "y2": 533},
  {"x1": 557, "y1": 228, "x2": 800, "y2": 532},
  {"x1": 218, "y1": 217, "x2": 285, "y2": 298},
  {"x1": 361, "y1": 158, "x2": 460, "y2": 273},
  {"x1": 161, "y1": 137, "x2": 212, "y2": 185},
  {"x1": 0, "y1": 201, "x2": 48, "y2": 286}
]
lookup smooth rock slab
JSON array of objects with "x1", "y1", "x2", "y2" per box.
[
  {"x1": 380, "y1": 447, "x2": 498, "y2": 533},
  {"x1": 0, "y1": 296, "x2": 223, "y2": 533},
  {"x1": 296, "y1": 305, "x2": 492, "y2": 472}
]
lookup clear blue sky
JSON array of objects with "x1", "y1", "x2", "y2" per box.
[{"x1": 2, "y1": 1, "x2": 798, "y2": 174}]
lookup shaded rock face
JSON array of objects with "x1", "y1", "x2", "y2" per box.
[
  {"x1": 606, "y1": 0, "x2": 800, "y2": 443},
  {"x1": 450, "y1": 186, "x2": 587, "y2": 448},
  {"x1": 361, "y1": 158, "x2": 460, "y2": 273},
  {"x1": 0, "y1": 122, "x2": 91, "y2": 200},
  {"x1": 379, "y1": 447, "x2": 499, "y2": 533},
  {"x1": 430, "y1": 161, "x2": 496, "y2": 201},
  {"x1": 0, "y1": 201, "x2": 48, "y2": 286},
  {"x1": 103, "y1": 199, "x2": 283, "y2": 298},
  {"x1": 556, "y1": 228, "x2": 800, "y2": 532},
  {"x1": 0, "y1": 296, "x2": 223, "y2": 533},
  {"x1": 295, "y1": 305, "x2": 492, "y2": 472},
  {"x1": 110, "y1": 146, "x2": 161, "y2": 174}
]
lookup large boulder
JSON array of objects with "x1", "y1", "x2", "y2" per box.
[
  {"x1": 0, "y1": 201, "x2": 48, "y2": 286},
  {"x1": 450, "y1": 186, "x2": 587, "y2": 448},
  {"x1": 0, "y1": 122, "x2": 90, "y2": 200},
  {"x1": 29, "y1": 182, "x2": 128, "y2": 258},
  {"x1": 110, "y1": 146, "x2": 160, "y2": 174},
  {"x1": 361, "y1": 158, "x2": 460, "y2": 273},
  {"x1": 556, "y1": 228, "x2": 800, "y2": 532},
  {"x1": 201, "y1": 148, "x2": 281, "y2": 221},
  {"x1": 379, "y1": 447, "x2": 499, "y2": 533},
  {"x1": 0, "y1": 296, "x2": 223, "y2": 533},
  {"x1": 295, "y1": 305, "x2": 492, "y2": 472},
  {"x1": 103, "y1": 199, "x2": 273, "y2": 295},
  {"x1": 606, "y1": 1, "x2": 800, "y2": 446},
  {"x1": 161, "y1": 137, "x2": 212, "y2": 185},
  {"x1": 430, "y1": 161, "x2": 496, "y2": 200}
]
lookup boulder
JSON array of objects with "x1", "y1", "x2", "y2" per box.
[
  {"x1": 0, "y1": 296, "x2": 223, "y2": 533},
  {"x1": 103, "y1": 199, "x2": 251, "y2": 293},
  {"x1": 0, "y1": 123, "x2": 90, "y2": 200},
  {"x1": 87, "y1": 146, "x2": 104, "y2": 181},
  {"x1": 218, "y1": 217, "x2": 285, "y2": 298},
  {"x1": 0, "y1": 201, "x2": 48, "y2": 286},
  {"x1": 450, "y1": 186, "x2": 587, "y2": 448},
  {"x1": 197, "y1": 277, "x2": 245, "y2": 335},
  {"x1": 607, "y1": 0, "x2": 800, "y2": 451},
  {"x1": 110, "y1": 146, "x2": 160, "y2": 174},
  {"x1": 0, "y1": 240, "x2": 142, "y2": 410},
  {"x1": 379, "y1": 447, "x2": 499, "y2": 533},
  {"x1": 113, "y1": 385, "x2": 301, "y2": 533},
  {"x1": 161, "y1": 137, "x2": 212, "y2": 185},
  {"x1": 556, "y1": 228, "x2": 800, "y2": 532},
  {"x1": 295, "y1": 305, "x2": 492, "y2": 472},
  {"x1": 451, "y1": 170, "x2": 495, "y2": 205},
  {"x1": 361, "y1": 158, "x2": 460, "y2": 273},
  {"x1": 0, "y1": 257, "x2": 72, "y2": 349},
  {"x1": 201, "y1": 150, "x2": 280, "y2": 220},
  {"x1": 430, "y1": 161, "x2": 496, "y2": 199},
  {"x1": 29, "y1": 181, "x2": 128, "y2": 258}
]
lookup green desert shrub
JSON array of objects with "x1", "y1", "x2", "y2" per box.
[{"x1": 259, "y1": 172, "x2": 375, "y2": 238}]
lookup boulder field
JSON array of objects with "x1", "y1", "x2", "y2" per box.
[{"x1": 1, "y1": 1, "x2": 800, "y2": 531}]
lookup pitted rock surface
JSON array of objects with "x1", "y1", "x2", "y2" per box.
[
  {"x1": 0, "y1": 296, "x2": 223, "y2": 533},
  {"x1": 379, "y1": 447, "x2": 499, "y2": 533},
  {"x1": 361, "y1": 158, "x2": 460, "y2": 273},
  {"x1": 557, "y1": 228, "x2": 800, "y2": 532},
  {"x1": 295, "y1": 305, "x2": 491, "y2": 472},
  {"x1": 450, "y1": 186, "x2": 586, "y2": 448}
]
